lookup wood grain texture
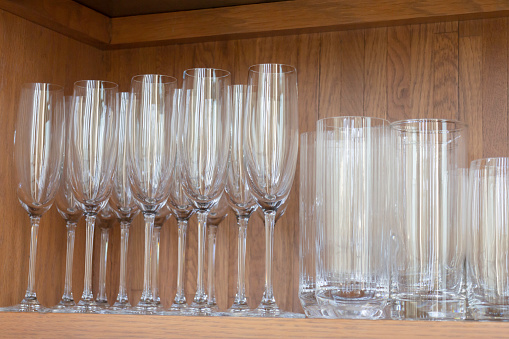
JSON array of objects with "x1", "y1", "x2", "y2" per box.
[
  {"x1": 2, "y1": 313, "x2": 509, "y2": 338},
  {"x1": 110, "y1": 0, "x2": 509, "y2": 47},
  {"x1": 0, "y1": 0, "x2": 110, "y2": 48}
]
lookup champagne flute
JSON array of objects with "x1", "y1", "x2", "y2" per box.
[
  {"x1": 69, "y1": 80, "x2": 118, "y2": 313},
  {"x1": 244, "y1": 64, "x2": 299, "y2": 317},
  {"x1": 95, "y1": 202, "x2": 115, "y2": 309},
  {"x1": 52, "y1": 96, "x2": 83, "y2": 313},
  {"x1": 225, "y1": 85, "x2": 258, "y2": 314},
  {"x1": 206, "y1": 193, "x2": 229, "y2": 312},
  {"x1": 166, "y1": 88, "x2": 196, "y2": 313},
  {"x1": 151, "y1": 205, "x2": 171, "y2": 311},
  {"x1": 110, "y1": 92, "x2": 139, "y2": 312},
  {"x1": 10, "y1": 83, "x2": 65, "y2": 312},
  {"x1": 181, "y1": 68, "x2": 231, "y2": 315},
  {"x1": 128, "y1": 74, "x2": 178, "y2": 314}
]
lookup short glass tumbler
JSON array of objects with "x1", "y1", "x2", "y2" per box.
[
  {"x1": 315, "y1": 116, "x2": 391, "y2": 319},
  {"x1": 468, "y1": 157, "x2": 509, "y2": 320},
  {"x1": 391, "y1": 119, "x2": 468, "y2": 320}
]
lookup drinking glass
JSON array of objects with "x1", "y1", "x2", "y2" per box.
[
  {"x1": 52, "y1": 95, "x2": 82, "y2": 313},
  {"x1": 298, "y1": 131, "x2": 322, "y2": 318},
  {"x1": 95, "y1": 202, "x2": 115, "y2": 309},
  {"x1": 167, "y1": 88, "x2": 196, "y2": 313},
  {"x1": 225, "y1": 84, "x2": 258, "y2": 315},
  {"x1": 315, "y1": 117, "x2": 391, "y2": 319},
  {"x1": 151, "y1": 205, "x2": 171, "y2": 311},
  {"x1": 391, "y1": 119, "x2": 468, "y2": 320},
  {"x1": 110, "y1": 92, "x2": 139, "y2": 312},
  {"x1": 244, "y1": 64, "x2": 299, "y2": 317},
  {"x1": 11, "y1": 83, "x2": 65, "y2": 312},
  {"x1": 468, "y1": 157, "x2": 509, "y2": 320},
  {"x1": 206, "y1": 193, "x2": 229, "y2": 312},
  {"x1": 181, "y1": 68, "x2": 231, "y2": 315},
  {"x1": 69, "y1": 80, "x2": 118, "y2": 313},
  {"x1": 128, "y1": 74, "x2": 178, "y2": 314}
]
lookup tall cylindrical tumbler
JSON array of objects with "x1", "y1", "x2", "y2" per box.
[
  {"x1": 316, "y1": 116, "x2": 391, "y2": 319},
  {"x1": 391, "y1": 119, "x2": 468, "y2": 320},
  {"x1": 468, "y1": 157, "x2": 509, "y2": 320},
  {"x1": 299, "y1": 131, "x2": 323, "y2": 318}
]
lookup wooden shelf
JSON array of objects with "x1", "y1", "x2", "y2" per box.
[
  {"x1": 1, "y1": 313, "x2": 509, "y2": 338},
  {"x1": 1, "y1": 0, "x2": 509, "y2": 48}
]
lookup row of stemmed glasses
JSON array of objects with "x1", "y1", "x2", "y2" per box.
[{"x1": 8, "y1": 63, "x2": 299, "y2": 317}]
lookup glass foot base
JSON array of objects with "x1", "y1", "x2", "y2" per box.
[
  {"x1": 188, "y1": 302, "x2": 212, "y2": 316},
  {"x1": 50, "y1": 300, "x2": 79, "y2": 313},
  {"x1": 227, "y1": 303, "x2": 251, "y2": 316},
  {"x1": 169, "y1": 302, "x2": 188, "y2": 314},
  {"x1": 252, "y1": 303, "x2": 305, "y2": 318},
  {"x1": 0, "y1": 298, "x2": 48, "y2": 313},
  {"x1": 129, "y1": 302, "x2": 157, "y2": 315},
  {"x1": 110, "y1": 301, "x2": 132, "y2": 313},
  {"x1": 75, "y1": 300, "x2": 103, "y2": 314}
]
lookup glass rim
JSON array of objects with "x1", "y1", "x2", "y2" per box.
[
  {"x1": 317, "y1": 115, "x2": 390, "y2": 127},
  {"x1": 390, "y1": 118, "x2": 467, "y2": 133},
  {"x1": 248, "y1": 63, "x2": 296, "y2": 74},
  {"x1": 22, "y1": 83, "x2": 64, "y2": 92},
  {"x1": 183, "y1": 68, "x2": 231, "y2": 79},
  {"x1": 471, "y1": 157, "x2": 509, "y2": 167},
  {"x1": 74, "y1": 80, "x2": 118, "y2": 90},
  {"x1": 131, "y1": 74, "x2": 178, "y2": 84}
]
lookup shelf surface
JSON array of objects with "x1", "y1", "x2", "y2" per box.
[{"x1": 1, "y1": 313, "x2": 509, "y2": 338}]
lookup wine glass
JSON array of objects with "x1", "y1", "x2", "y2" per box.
[
  {"x1": 10, "y1": 83, "x2": 65, "y2": 312},
  {"x1": 95, "y1": 202, "x2": 115, "y2": 310},
  {"x1": 110, "y1": 92, "x2": 139, "y2": 312},
  {"x1": 244, "y1": 64, "x2": 299, "y2": 317},
  {"x1": 206, "y1": 193, "x2": 229, "y2": 312},
  {"x1": 151, "y1": 205, "x2": 171, "y2": 312},
  {"x1": 52, "y1": 96, "x2": 83, "y2": 313},
  {"x1": 181, "y1": 68, "x2": 231, "y2": 315},
  {"x1": 225, "y1": 84, "x2": 258, "y2": 315},
  {"x1": 128, "y1": 74, "x2": 178, "y2": 314},
  {"x1": 69, "y1": 80, "x2": 118, "y2": 313}
]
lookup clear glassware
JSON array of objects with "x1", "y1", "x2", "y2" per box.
[
  {"x1": 315, "y1": 117, "x2": 391, "y2": 319},
  {"x1": 10, "y1": 83, "x2": 65, "y2": 312},
  {"x1": 52, "y1": 95, "x2": 83, "y2": 313},
  {"x1": 95, "y1": 202, "x2": 115, "y2": 310},
  {"x1": 181, "y1": 68, "x2": 231, "y2": 316},
  {"x1": 467, "y1": 158, "x2": 509, "y2": 320},
  {"x1": 298, "y1": 131, "x2": 322, "y2": 318},
  {"x1": 167, "y1": 88, "x2": 196, "y2": 314},
  {"x1": 391, "y1": 119, "x2": 468, "y2": 320},
  {"x1": 151, "y1": 205, "x2": 171, "y2": 312},
  {"x1": 206, "y1": 193, "x2": 229, "y2": 312},
  {"x1": 69, "y1": 80, "x2": 118, "y2": 313},
  {"x1": 244, "y1": 64, "x2": 300, "y2": 317},
  {"x1": 128, "y1": 74, "x2": 178, "y2": 314},
  {"x1": 225, "y1": 84, "x2": 258, "y2": 315},
  {"x1": 109, "y1": 92, "x2": 139, "y2": 312}
]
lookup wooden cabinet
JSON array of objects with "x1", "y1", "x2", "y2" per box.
[{"x1": 0, "y1": 0, "x2": 508, "y2": 336}]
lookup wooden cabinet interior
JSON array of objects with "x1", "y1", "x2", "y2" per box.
[{"x1": 0, "y1": 1, "x2": 508, "y2": 319}]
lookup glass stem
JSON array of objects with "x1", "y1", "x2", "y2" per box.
[
  {"x1": 140, "y1": 212, "x2": 155, "y2": 304},
  {"x1": 24, "y1": 216, "x2": 41, "y2": 301},
  {"x1": 174, "y1": 219, "x2": 188, "y2": 305},
  {"x1": 116, "y1": 221, "x2": 130, "y2": 304},
  {"x1": 152, "y1": 225, "x2": 161, "y2": 304},
  {"x1": 260, "y1": 210, "x2": 277, "y2": 307},
  {"x1": 81, "y1": 214, "x2": 96, "y2": 302},
  {"x1": 62, "y1": 222, "x2": 77, "y2": 302},
  {"x1": 233, "y1": 216, "x2": 249, "y2": 307},
  {"x1": 96, "y1": 227, "x2": 109, "y2": 303},
  {"x1": 194, "y1": 211, "x2": 208, "y2": 304},
  {"x1": 207, "y1": 225, "x2": 218, "y2": 307}
]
